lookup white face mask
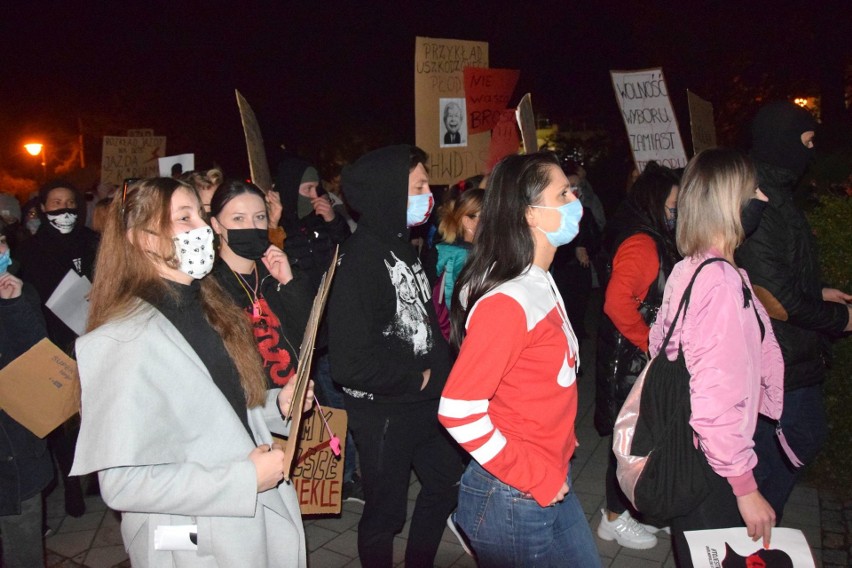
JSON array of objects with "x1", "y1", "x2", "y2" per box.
[
  {"x1": 45, "y1": 209, "x2": 78, "y2": 234},
  {"x1": 172, "y1": 226, "x2": 214, "y2": 279}
]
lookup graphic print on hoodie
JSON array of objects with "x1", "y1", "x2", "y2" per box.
[{"x1": 383, "y1": 251, "x2": 432, "y2": 356}]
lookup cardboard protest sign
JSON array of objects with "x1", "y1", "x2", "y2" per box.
[
  {"x1": 158, "y1": 153, "x2": 195, "y2": 177},
  {"x1": 236, "y1": 90, "x2": 273, "y2": 192},
  {"x1": 684, "y1": 527, "x2": 814, "y2": 568},
  {"x1": 282, "y1": 247, "x2": 338, "y2": 480},
  {"x1": 415, "y1": 36, "x2": 490, "y2": 184},
  {"x1": 0, "y1": 338, "x2": 79, "y2": 438},
  {"x1": 687, "y1": 90, "x2": 717, "y2": 156},
  {"x1": 611, "y1": 68, "x2": 687, "y2": 172},
  {"x1": 463, "y1": 67, "x2": 520, "y2": 135},
  {"x1": 275, "y1": 406, "x2": 348, "y2": 515},
  {"x1": 101, "y1": 135, "x2": 167, "y2": 187},
  {"x1": 515, "y1": 93, "x2": 537, "y2": 154},
  {"x1": 486, "y1": 109, "x2": 520, "y2": 172}
]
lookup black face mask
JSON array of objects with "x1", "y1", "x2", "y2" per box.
[
  {"x1": 224, "y1": 228, "x2": 269, "y2": 260},
  {"x1": 741, "y1": 199, "x2": 768, "y2": 238}
]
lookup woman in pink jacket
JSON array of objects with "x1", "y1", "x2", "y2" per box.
[{"x1": 648, "y1": 148, "x2": 789, "y2": 565}]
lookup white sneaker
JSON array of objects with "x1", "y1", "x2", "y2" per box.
[
  {"x1": 446, "y1": 513, "x2": 473, "y2": 557},
  {"x1": 596, "y1": 509, "x2": 658, "y2": 550}
]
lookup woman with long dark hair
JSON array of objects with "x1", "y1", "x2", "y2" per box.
[
  {"x1": 208, "y1": 180, "x2": 312, "y2": 388},
  {"x1": 594, "y1": 162, "x2": 681, "y2": 548},
  {"x1": 438, "y1": 153, "x2": 601, "y2": 567},
  {"x1": 70, "y1": 178, "x2": 308, "y2": 566}
]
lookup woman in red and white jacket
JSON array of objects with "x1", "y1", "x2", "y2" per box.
[{"x1": 438, "y1": 153, "x2": 601, "y2": 567}]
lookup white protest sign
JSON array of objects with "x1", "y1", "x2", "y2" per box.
[
  {"x1": 45, "y1": 269, "x2": 91, "y2": 337},
  {"x1": 684, "y1": 527, "x2": 814, "y2": 567},
  {"x1": 101, "y1": 136, "x2": 167, "y2": 186},
  {"x1": 611, "y1": 68, "x2": 687, "y2": 172},
  {"x1": 158, "y1": 153, "x2": 195, "y2": 177}
]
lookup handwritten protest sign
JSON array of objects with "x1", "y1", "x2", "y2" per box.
[
  {"x1": 463, "y1": 67, "x2": 520, "y2": 135},
  {"x1": 687, "y1": 90, "x2": 717, "y2": 156},
  {"x1": 276, "y1": 406, "x2": 348, "y2": 515},
  {"x1": 101, "y1": 135, "x2": 167, "y2": 186},
  {"x1": 0, "y1": 339, "x2": 79, "y2": 438},
  {"x1": 415, "y1": 37, "x2": 490, "y2": 184},
  {"x1": 610, "y1": 68, "x2": 687, "y2": 172},
  {"x1": 486, "y1": 109, "x2": 520, "y2": 172}
]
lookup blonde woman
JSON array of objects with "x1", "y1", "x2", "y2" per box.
[{"x1": 648, "y1": 149, "x2": 792, "y2": 565}]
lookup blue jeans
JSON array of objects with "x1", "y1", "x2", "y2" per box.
[
  {"x1": 455, "y1": 460, "x2": 601, "y2": 568},
  {"x1": 753, "y1": 384, "x2": 827, "y2": 521},
  {"x1": 313, "y1": 353, "x2": 359, "y2": 483}
]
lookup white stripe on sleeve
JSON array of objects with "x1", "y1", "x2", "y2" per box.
[
  {"x1": 439, "y1": 397, "x2": 489, "y2": 419},
  {"x1": 471, "y1": 429, "x2": 507, "y2": 464},
  {"x1": 445, "y1": 415, "x2": 494, "y2": 444}
]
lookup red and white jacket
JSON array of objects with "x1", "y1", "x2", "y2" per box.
[{"x1": 439, "y1": 266, "x2": 580, "y2": 507}]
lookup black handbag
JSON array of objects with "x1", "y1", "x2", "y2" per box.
[{"x1": 629, "y1": 258, "x2": 725, "y2": 520}]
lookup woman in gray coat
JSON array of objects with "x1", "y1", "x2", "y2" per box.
[{"x1": 71, "y1": 178, "x2": 309, "y2": 567}]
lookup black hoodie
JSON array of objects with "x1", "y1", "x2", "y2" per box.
[
  {"x1": 275, "y1": 154, "x2": 350, "y2": 291},
  {"x1": 327, "y1": 145, "x2": 451, "y2": 407}
]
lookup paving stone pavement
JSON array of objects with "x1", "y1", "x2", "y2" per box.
[{"x1": 27, "y1": 293, "x2": 843, "y2": 566}]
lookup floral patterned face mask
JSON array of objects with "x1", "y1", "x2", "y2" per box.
[{"x1": 172, "y1": 226, "x2": 215, "y2": 279}]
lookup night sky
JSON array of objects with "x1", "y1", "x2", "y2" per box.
[{"x1": 1, "y1": 1, "x2": 848, "y2": 188}]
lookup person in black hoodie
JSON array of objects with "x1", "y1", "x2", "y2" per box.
[
  {"x1": 16, "y1": 179, "x2": 98, "y2": 518},
  {"x1": 275, "y1": 154, "x2": 351, "y2": 291},
  {"x1": 0, "y1": 228, "x2": 54, "y2": 566},
  {"x1": 328, "y1": 145, "x2": 464, "y2": 568},
  {"x1": 735, "y1": 101, "x2": 852, "y2": 521}
]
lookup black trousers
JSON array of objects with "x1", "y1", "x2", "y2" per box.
[
  {"x1": 671, "y1": 468, "x2": 741, "y2": 568},
  {"x1": 347, "y1": 399, "x2": 465, "y2": 568}
]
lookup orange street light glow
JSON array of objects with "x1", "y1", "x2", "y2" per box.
[{"x1": 24, "y1": 143, "x2": 44, "y2": 156}]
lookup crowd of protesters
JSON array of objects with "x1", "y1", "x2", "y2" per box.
[{"x1": 0, "y1": 99, "x2": 849, "y2": 567}]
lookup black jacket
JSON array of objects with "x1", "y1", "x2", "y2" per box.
[
  {"x1": 275, "y1": 155, "x2": 351, "y2": 291},
  {"x1": 17, "y1": 222, "x2": 98, "y2": 352},
  {"x1": 328, "y1": 145, "x2": 452, "y2": 408},
  {"x1": 735, "y1": 161, "x2": 849, "y2": 390},
  {"x1": 211, "y1": 260, "x2": 313, "y2": 388},
  {"x1": 0, "y1": 281, "x2": 55, "y2": 514}
]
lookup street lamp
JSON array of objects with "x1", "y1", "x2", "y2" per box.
[{"x1": 24, "y1": 143, "x2": 46, "y2": 179}]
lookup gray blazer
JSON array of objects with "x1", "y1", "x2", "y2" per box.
[{"x1": 71, "y1": 304, "x2": 306, "y2": 567}]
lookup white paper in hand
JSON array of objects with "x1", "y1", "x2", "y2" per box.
[{"x1": 45, "y1": 269, "x2": 91, "y2": 336}]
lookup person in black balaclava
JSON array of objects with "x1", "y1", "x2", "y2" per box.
[
  {"x1": 327, "y1": 145, "x2": 464, "y2": 568},
  {"x1": 735, "y1": 101, "x2": 852, "y2": 522},
  {"x1": 16, "y1": 179, "x2": 99, "y2": 518}
]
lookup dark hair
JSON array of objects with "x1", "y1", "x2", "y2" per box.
[
  {"x1": 449, "y1": 152, "x2": 560, "y2": 348},
  {"x1": 409, "y1": 146, "x2": 428, "y2": 173},
  {"x1": 628, "y1": 162, "x2": 680, "y2": 234},
  {"x1": 209, "y1": 179, "x2": 267, "y2": 218}
]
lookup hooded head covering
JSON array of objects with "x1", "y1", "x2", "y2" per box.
[
  {"x1": 342, "y1": 145, "x2": 411, "y2": 239},
  {"x1": 750, "y1": 101, "x2": 818, "y2": 177},
  {"x1": 0, "y1": 192, "x2": 21, "y2": 223},
  {"x1": 274, "y1": 154, "x2": 322, "y2": 223}
]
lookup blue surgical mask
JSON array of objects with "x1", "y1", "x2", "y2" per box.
[
  {"x1": 665, "y1": 207, "x2": 677, "y2": 231},
  {"x1": 406, "y1": 192, "x2": 434, "y2": 227},
  {"x1": 0, "y1": 249, "x2": 10, "y2": 274},
  {"x1": 531, "y1": 199, "x2": 583, "y2": 247}
]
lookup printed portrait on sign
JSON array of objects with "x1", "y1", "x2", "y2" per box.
[{"x1": 439, "y1": 98, "x2": 467, "y2": 148}]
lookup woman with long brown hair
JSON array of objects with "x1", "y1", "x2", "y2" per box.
[{"x1": 70, "y1": 178, "x2": 308, "y2": 567}]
